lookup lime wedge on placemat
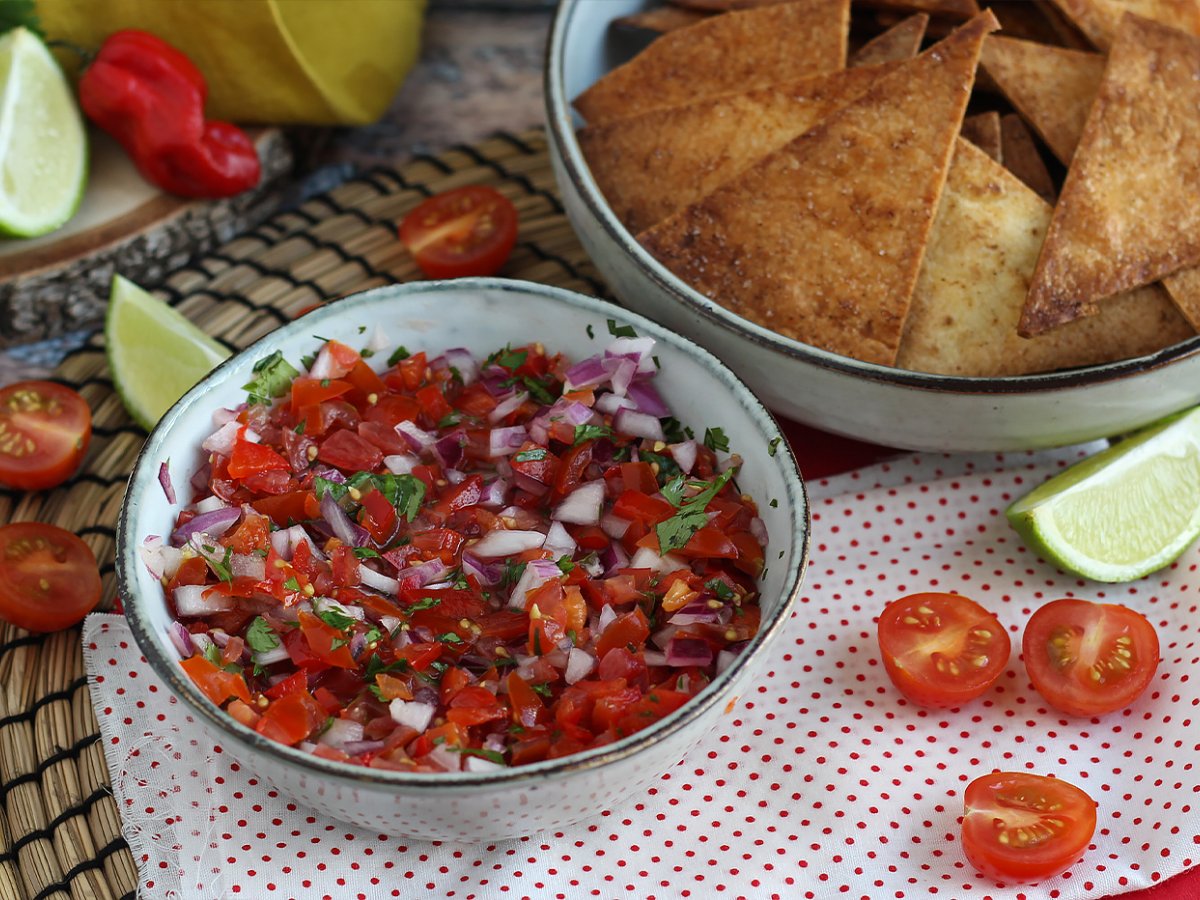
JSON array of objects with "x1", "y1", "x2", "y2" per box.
[
  {"x1": 0, "y1": 27, "x2": 87, "y2": 238},
  {"x1": 106, "y1": 275, "x2": 231, "y2": 430},
  {"x1": 1007, "y1": 407, "x2": 1200, "y2": 582}
]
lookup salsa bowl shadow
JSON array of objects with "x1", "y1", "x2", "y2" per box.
[
  {"x1": 116, "y1": 278, "x2": 809, "y2": 841},
  {"x1": 543, "y1": 0, "x2": 1200, "y2": 452}
]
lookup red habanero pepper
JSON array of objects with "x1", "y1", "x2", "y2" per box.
[{"x1": 78, "y1": 30, "x2": 260, "y2": 198}]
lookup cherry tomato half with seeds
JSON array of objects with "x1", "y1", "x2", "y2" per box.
[
  {"x1": 877, "y1": 592, "x2": 1010, "y2": 708},
  {"x1": 1022, "y1": 598, "x2": 1159, "y2": 717},
  {"x1": 962, "y1": 771, "x2": 1096, "y2": 884},
  {"x1": 398, "y1": 185, "x2": 519, "y2": 279},
  {"x1": 0, "y1": 381, "x2": 92, "y2": 491},
  {"x1": 0, "y1": 523, "x2": 102, "y2": 632}
]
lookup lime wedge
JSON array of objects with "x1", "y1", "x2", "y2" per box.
[
  {"x1": 1006, "y1": 407, "x2": 1200, "y2": 582},
  {"x1": 0, "y1": 27, "x2": 87, "y2": 238},
  {"x1": 106, "y1": 275, "x2": 231, "y2": 430}
]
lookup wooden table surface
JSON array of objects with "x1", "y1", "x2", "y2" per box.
[{"x1": 0, "y1": 0, "x2": 554, "y2": 385}]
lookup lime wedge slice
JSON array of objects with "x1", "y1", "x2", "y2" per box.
[
  {"x1": 106, "y1": 275, "x2": 231, "y2": 430},
  {"x1": 0, "y1": 27, "x2": 88, "y2": 238},
  {"x1": 1006, "y1": 407, "x2": 1200, "y2": 582}
]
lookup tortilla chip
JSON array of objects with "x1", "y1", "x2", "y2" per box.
[
  {"x1": 1161, "y1": 268, "x2": 1200, "y2": 330},
  {"x1": 1020, "y1": 14, "x2": 1200, "y2": 336},
  {"x1": 578, "y1": 63, "x2": 896, "y2": 233},
  {"x1": 850, "y1": 13, "x2": 929, "y2": 65},
  {"x1": 638, "y1": 12, "x2": 999, "y2": 366},
  {"x1": 898, "y1": 138, "x2": 1193, "y2": 375},
  {"x1": 980, "y1": 35, "x2": 1104, "y2": 164},
  {"x1": 1046, "y1": 0, "x2": 1200, "y2": 50},
  {"x1": 961, "y1": 111, "x2": 1002, "y2": 162},
  {"x1": 612, "y1": 6, "x2": 711, "y2": 36},
  {"x1": 666, "y1": 0, "x2": 787, "y2": 8},
  {"x1": 1037, "y1": 0, "x2": 1102, "y2": 49},
  {"x1": 858, "y1": 0, "x2": 979, "y2": 20},
  {"x1": 999, "y1": 113, "x2": 1057, "y2": 203},
  {"x1": 990, "y1": 2, "x2": 1076, "y2": 45},
  {"x1": 574, "y1": 0, "x2": 850, "y2": 124}
]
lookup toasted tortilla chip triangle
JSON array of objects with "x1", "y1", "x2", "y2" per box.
[
  {"x1": 1161, "y1": 267, "x2": 1200, "y2": 330},
  {"x1": 850, "y1": 13, "x2": 929, "y2": 65},
  {"x1": 898, "y1": 139, "x2": 1193, "y2": 376},
  {"x1": 980, "y1": 35, "x2": 1104, "y2": 164},
  {"x1": 638, "y1": 12, "x2": 998, "y2": 365},
  {"x1": 667, "y1": 0, "x2": 789, "y2": 9},
  {"x1": 573, "y1": 0, "x2": 850, "y2": 124},
  {"x1": 612, "y1": 6, "x2": 711, "y2": 36},
  {"x1": 860, "y1": 0, "x2": 979, "y2": 20},
  {"x1": 578, "y1": 63, "x2": 896, "y2": 233},
  {"x1": 990, "y1": 2, "x2": 1077, "y2": 45},
  {"x1": 961, "y1": 111, "x2": 1001, "y2": 162},
  {"x1": 1020, "y1": 14, "x2": 1200, "y2": 336},
  {"x1": 1047, "y1": 0, "x2": 1200, "y2": 50},
  {"x1": 999, "y1": 114, "x2": 1056, "y2": 203}
]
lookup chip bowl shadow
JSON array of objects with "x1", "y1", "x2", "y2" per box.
[
  {"x1": 543, "y1": 0, "x2": 1200, "y2": 452},
  {"x1": 116, "y1": 277, "x2": 810, "y2": 841}
]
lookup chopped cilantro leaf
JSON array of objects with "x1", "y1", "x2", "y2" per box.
[
  {"x1": 316, "y1": 607, "x2": 355, "y2": 632},
  {"x1": 514, "y1": 448, "x2": 547, "y2": 462},
  {"x1": 243, "y1": 351, "x2": 299, "y2": 406},
  {"x1": 387, "y1": 346, "x2": 411, "y2": 366},
  {"x1": 660, "y1": 417, "x2": 692, "y2": 444},
  {"x1": 450, "y1": 747, "x2": 506, "y2": 764},
  {"x1": 330, "y1": 637, "x2": 349, "y2": 651},
  {"x1": 283, "y1": 576, "x2": 301, "y2": 592},
  {"x1": 573, "y1": 423, "x2": 612, "y2": 445},
  {"x1": 345, "y1": 471, "x2": 426, "y2": 521},
  {"x1": 408, "y1": 596, "x2": 442, "y2": 612},
  {"x1": 437, "y1": 411, "x2": 462, "y2": 429},
  {"x1": 492, "y1": 345, "x2": 528, "y2": 372},
  {"x1": 361, "y1": 348, "x2": 375, "y2": 359},
  {"x1": 769, "y1": 498, "x2": 779, "y2": 508},
  {"x1": 655, "y1": 468, "x2": 735, "y2": 554},
  {"x1": 353, "y1": 547, "x2": 381, "y2": 559},
  {"x1": 314, "y1": 476, "x2": 348, "y2": 501},
  {"x1": 300, "y1": 353, "x2": 317, "y2": 371},
  {"x1": 703, "y1": 426, "x2": 730, "y2": 453},
  {"x1": 500, "y1": 559, "x2": 527, "y2": 589},
  {"x1": 210, "y1": 546, "x2": 234, "y2": 585},
  {"x1": 660, "y1": 475, "x2": 686, "y2": 507},
  {"x1": 202, "y1": 642, "x2": 222, "y2": 666},
  {"x1": 363, "y1": 626, "x2": 383, "y2": 645},
  {"x1": 358, "y1": 325, "x2": 366, "y2": 334},
  {"x1": 368, "y1": 684, "x2": 386, "y2": 701},
  {"x1": 705, "y1": 579, "x2": 735, "y2": 602},
  {"x1": 246, "y1": 617, "x2": 280, "y2": 653},
  {"x1": 768, "y1": 436, "x2": 782, "y2": 457},
  {"x1": 365, "y1": 655, "x2": 410, "y2": 679},
  {"x1": 556, "y1": 556, "x2": 575, "y2": 574},
  {"x1": 294, "y1": 420, "x2": 306, "y2": 434},
  {"x1": 586, "y1": 324, "x2": 594, "y2": 339},
  {"x1": 640, "y1": 450, "x2": 681, "y2": 484},
  {"x1": 436, "y1": 632, "x2": 466, "y2": 645},
  {"x1": 607, "y1": 319, "x2": 637, "y2": 339}
]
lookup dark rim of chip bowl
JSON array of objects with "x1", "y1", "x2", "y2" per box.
[
  {"x1": 117, "y1": 278, "x2": 811, "y2": 795},
  {"x1": 542, "y1": 0, "x2": 1200, "y2": 397}
]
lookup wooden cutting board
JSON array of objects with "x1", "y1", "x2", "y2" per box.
[{"x1": 0, "y1": 127, "x2": 292, "y2": 347}]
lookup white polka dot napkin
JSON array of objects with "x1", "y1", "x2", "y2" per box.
[{"x1": 85, "y1": 447, "x2": 1200, "y2": 900}]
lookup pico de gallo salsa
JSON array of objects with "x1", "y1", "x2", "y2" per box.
[{"x1": 144, "y1": 325, "x2": 768, "y2": 772}]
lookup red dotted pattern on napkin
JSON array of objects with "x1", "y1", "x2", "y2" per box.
[{"x1": 87, "y1": 461, "x2": 1200, "y2": 900}]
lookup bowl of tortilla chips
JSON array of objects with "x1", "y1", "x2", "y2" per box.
[{"x1": 545, "y1": 0, "x2": 1200, "y2": 452}]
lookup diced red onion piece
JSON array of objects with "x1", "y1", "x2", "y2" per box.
[
  {"x1": 716, "y1": 649, "x2": 738, "y2": 676},
  {"x1": 172, "y1": 506, "x2": 241, "y2": 547},
  {"x1": 158, "y1": 462, "x2": 176, "y2": 504},
  {"x1": 552, "y1": 481, "x2": 605, "y2": 525},
  {"x1": 319, "y1": 490, "x2": 368, "y2": 547},
  {"x1": 465, "y1": 755, "x2": 505, "y2": 773},
  {"x1": 643, "y1": 649, "x2": 668, "y2": 666},
  {"x1": 212, "y1": 407, "x2": 239, "y2": 427},
  {"x1": 201, "y1": 421, "x2": 242, "y2": 456},
  {"x1": 190, "y1": 632, "x2": 214, "y2": 656},
  {"x1": 479, "y1": 477, "x2": 510, "y2": 509},
  {"x1": 665, "y1": 636, "x2": 713, "y2": 667},
  {"x1": 606, "y1": 336, "x2": 657, "y2": 374},
  {"x1": 487, "y1": 390, "x2": 528, "y2": 424},
  {"x1": 365, "y1": 325, "x2": 390, "y2": 355},
  {"x1": 395, "y1": 419, "x2": 435, "y2": 453},
  {"x1": 445, "y1": 468, "x2": 467, "y2": 485},
  {"x1": 506, "y1": 558, "x2": 562, "y2": 609},
  {"x1": 424, "y1": 743, "x2": 463, "y2": 772},
  {"x1": 471, "y1": 529, "x2": 546, "y2": 558},
  {"x1": 749, "y1": 516, "x2": 769, "y2": 548},
  {"x1": 594, "y1": 392, "x2": 634, "y2": 415},
  {"x1": 253, "y1": 644, "x2": 291, "y2": 666},
  {"x1": 194, "y1": 495, "x2": 228, "y2": 514},
  {"x1": 230, "y1": 553, "x2": 265, "y2": 581},
  {"x1": 557, "y1": 399, "x2": 596, "y2": 426},
  {"x1": 512, "y1": 471, "x2": 549, "y2": 496},
  {"x1": 433, "y1": 430, "x2": 466, "y2": 470},
  {"x1": 528, "y1": 419, "x2": 549, "y2": 446},
  {"x1": 396, "y1": 559, "x2": 448, "y2": 590},
  {"x1": 444, "y1": 347, "x2": 480, "y2": 385},
  {"x1": 358, "y1": 564, "x2": 400, "y2": 595},
  {"x1": 343, "y1": 739, "x2": 387, "y2": 757},
  {"x1": 319, "y1": 718, "x2": 365, "y2": 749},
  {"x1": 487, "y1": 425, "x2": 528, "y2": 457},
  {"x1": 600, "y1": 513, "x2": 631, "y2": 540},
  {"x1": 139, "y1": 537, "x2": 183, "y2": 580},
  {"x1": 383, "y1": 453, "x2": 418, "y2": 475},
  {"x1": 308, "y1": 343, "x2": 339, "y2": 379},
  {"x1": 390, "y1": 699, "x2": 435, "y2": 733},
  {"x1": 563, "y1": 355, "x2": 609, "y2": 391},
  {"x1": 167, "y1": 621, "x2": 194, "y2": 658},
  {"x1": 603, "y1": 356, "x2": 637, "y2": 396},
  {"x1": 613, "y1": 408, "x2": 664, "y2": 442},
  {"x1": 625, "y1": 380, "x2": 669, "y2": 417},
  {"x1": 462, "y1": 552, "x2": 503, "y2": 586},
  {"x1": 174, "y1": 584, "x2": 234, "y2": 616},
  {"x1": 542, "y1": 521, "x2": 576, "y2": 557},
  {"x1": 598, "y1": 541, "x2": 629, "y2": 577},
  {"x1": 669, "y1": 440, "x2": 698, "y2": 475},
  {"x1": 651, "y1": 624, "x2": 678, "y2": 650},
  {"x1": 269, "y1": 529, "x2": 291, "y2": 559},
  {"x1": 565, "y1": 648, "x2": 595, "y2": 685}
]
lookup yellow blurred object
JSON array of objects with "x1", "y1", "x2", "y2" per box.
[{"x1": 39, "y1": 0, "x2": 426, "y2": 125}]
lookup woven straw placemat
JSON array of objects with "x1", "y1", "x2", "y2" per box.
[{"x1": 0, "y1": 130, "x2": 608, "y2": 900}]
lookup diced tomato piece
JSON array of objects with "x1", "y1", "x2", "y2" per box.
[
  {"x1": 252, "y1": 490, "x2": 318, "y2": 527},
  {"x1": 620, "y1": 462, "x2": 659, "y2": 494},
  {"x1": 320, "y1": 340, "x2": 364, "y2": 379},
  {"x1": 364, "y1": 393, "x2": 420, "y2": 427},
  {"x1": 228, "y1": 439, "x2": 289, "y2": 480},
  {"x1": 291, "y1": 377, "x2": 352, "y2": 414},
  {"x1": 439, "y1": 666, "x2": 473, "y2": 704},
  {"x1": 729, "y1": 530, "x2": 765, "y2": 576},
  {"x1": 509, "y1": 732, "x2": 551, "y2": 766},
  {"x1": 676, "y1": 525, "x2": 738, "y2": 559},
  {"x1": 180, "y1": 655, "x2": 251, "y2": 707},
  {"x1": 345, "y1": 360, "x2": 387, "y2": 399},
  {"x1": 393, "y1": 641, "x2": 443, "y2": 671},
  {"x1": 415, "y1": 384, "x2": 453, "y2": 423},
  {"x1": 612, "y1": 490, "x2": 675, "y2": 526},
  {"x1": 255, "y1": 690, "x2": 328, "y2": 745},
  {"x1": 357, "y1": 420, "x2": 409, "y2": 455},
  {"x1": 298, "y1": 610, "x2": 356, "y2": 669},
  {"x1": 167, "y1": 556, "x2": 209, "y2": 593},
  {"x1": 409, "y1": 722, "x2": 467, "y2": 758},
  {"x1": 506, "y1": 671, "x2": 546, "y2": 728},
  {"x1": 569, "y1": 524, "x2": 610, "y2": 551},
  {"x1": 410, "y1": 527, "x2": 465, "y2": 563},
  {"x1": 359, "y1": 488, "x2": 397, "y2": 541},
  {"x1": 552, "y1": 442, "x2": 593, "y2": 500},
  {"x1": 592, "y1": 685, "x2": 643, "y2": 730},
  {"x1": 265, "y1": 669, "x2": 308, "y2": 700},
  {"x1": 432, "y1": 474, "x2": 483, "y2": 518},
  {"x1": 227, "y1": 699, "x2": 261, "y2": 729},
  {"x1": 374, "y1": 672, "x2": 413, "y2": 701},
  {"x1": 222, "y1": 513, "x2": 270, "y2": 554},
  {"x1": 317, "y1": 429, "x2": 383, "y2": 472},
  {"x1": 456, "y1": 383, "x2": 498, "y2": 418},
  {"x1": 595, "y1": 607, "x2": 650, "y2": 659}
]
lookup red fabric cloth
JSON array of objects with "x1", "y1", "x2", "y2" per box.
[{"x1": 781, "y1": 419, "x2": 1197, "y2": 900}]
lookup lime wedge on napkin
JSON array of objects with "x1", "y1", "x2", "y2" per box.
[
  {"x1": 0, "y1": 27, "x2": 87, "y2": 238},
  {"x1": 1006, "y1": 407, "x2": 1200, "y2": 582},
  {"x1": 106, "y1": 275, "x2": 231, "y2": 430}
]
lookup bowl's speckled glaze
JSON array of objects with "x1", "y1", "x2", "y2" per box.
[
  {"x1": 544, "y1": 0, "x2": 1200, "y2": 452},
  {"x1": 117, "y1": 278, "x2": 809, "y2": 841}
]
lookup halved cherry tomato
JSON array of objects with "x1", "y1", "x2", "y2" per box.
[
  {"x1": 876, "y1": 592, "x2": 1010, "y2": 709},
  {"x1": 1022, "y1": 598, "x2": 1159, "y2": 717},
  {"x1": 398, "y1": 185, "x2": 519, "y2": 279},
  {"x1": 961, "y1": 772, "x2": 1096, "y2": 884},
  {"x1": 0, "y1": 523, "x2": 102, "y2": 632},
  {"x1": 0, "y1": 382, "x2": 92, "y2": 491}
]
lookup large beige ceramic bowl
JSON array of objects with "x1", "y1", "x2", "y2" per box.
[
  {"x1": 545, "y1": 0, "x2": 1200, "y2": 452},
  {"x1": 117, "y1": 279, "x2": 809, "y2": 841}
]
